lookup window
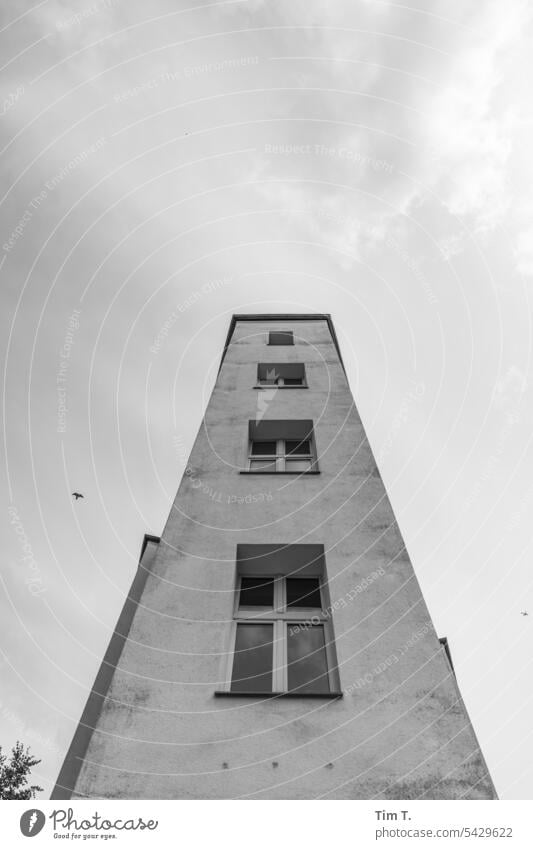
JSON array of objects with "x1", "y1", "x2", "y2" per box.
[
  {"x1": 268, "y1": 330, "x2": 293, "y2": 346},
  {"x1": 257, "y1": 363, "x2": 306, "y2": 387},
  {"x1": 245, "y1": 420, "x2": 318, "y2": 473},
  {"x1": 230, "y1": 575, "x2": 333, "y2": 694},
  {"x1": 249, "y1": 438, "x2": 314, "y2": 472},
  {"x1": 217, "y1": 545, "x2": 340, "y2": 696}
]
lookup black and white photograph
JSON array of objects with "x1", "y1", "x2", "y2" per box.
[{"x1": 1, "y1": 0, "x2": 532, "y2": 844}]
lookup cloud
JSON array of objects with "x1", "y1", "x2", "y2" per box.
[{"x1": 221, "y1": 0, "x2": 532, "y2": 274}]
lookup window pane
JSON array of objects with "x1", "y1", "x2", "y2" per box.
[
  {"x1": 283, "y1": 377, "x2": 303, "y2": 386},
  {"x1": 286, "y1": 578, "x2": 322, "y2": 608},
  {"x1": 285, "y1": 459, "x2": 312, "y2": 472},
  {"x1": 239, "y1": 577, "x2": 275, "y2": 607},
  {"x1": 231, "y1": 623, "x2": 273, "y2": 692},
  {"x1": 287, "y1": 624, "x2": 330, "y2": 694},
  {"x1": 249, "y1": 459, "x2": 277, "y2": 472},
  {"x1": 269, "y1": 331, "x2": 293, "y2": 345},
  {"x1": 285, "y1": 439, "x2": 311, "y2": 455},
  {"x1": 251, "y1": 441, "x2": 277, "y2": 455}
]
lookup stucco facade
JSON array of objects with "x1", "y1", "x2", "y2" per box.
[{"x1": 52, "y1": 314, "x2": 496, "y2": 799}]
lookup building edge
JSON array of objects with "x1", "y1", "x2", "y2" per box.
[
  {"x1": 50, "y1": 534, "x2": 160, "y2": 800},
  {"x1": 218, "y1": 314, "x2": 347, "y2": 376}
]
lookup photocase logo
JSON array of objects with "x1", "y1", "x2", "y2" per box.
[{"x1": 20, "y1": 809, "x2": 45, "y2": 837}]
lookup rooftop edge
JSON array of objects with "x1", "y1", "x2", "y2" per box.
[{"x1": 218, "y1": 313, "x2": 346, "y2": 375}]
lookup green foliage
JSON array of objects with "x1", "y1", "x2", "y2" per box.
[{"x1": 0, "y1": 741, "x2": 42, "y2": 800}]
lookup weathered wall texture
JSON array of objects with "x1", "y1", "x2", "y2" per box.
[{"x1": 54, "y1": 315, "x2": 496, "y2": 799}]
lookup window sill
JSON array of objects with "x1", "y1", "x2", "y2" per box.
[
  {"x1": 240, "y1": 470, "x2": 320, "y2": 475},
  {"x1": 254, "y1": 385, "x2": 308, "y2": 390},
  {"x1": 214, "y1": 691, "x2": 343, "y2": 699}
]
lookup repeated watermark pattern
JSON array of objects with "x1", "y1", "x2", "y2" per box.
[
  {"x1": 55, "y1": 0, "x2": 120, "y2": 31},
  {"x1": 265, "y1": 142, "x2": 394, "y2": 173},
  {"x1": 172, "y1": 432, "x2": 189, "y2": 466},
  {"x1": 150, "y1": 276, "x2": 233, "y2": 354},
  {"x1": 0, "y1": 85, "x2": 24, "y2": 117},
  {"x1": 463, "y1": 406, "x2": 522, "y2": 511},
  {"x1": 373, "y1": 229, "x2": 439, "y2": 306},
  {"x1": 345, "y1": 620, "x2": 433, "y2": 693},
  {"x1": 0, "y1": 699, "x2": 59, "y2": 756},
  {"x1": 377, "y1": 380, "x2": 426, "y2": 463},
  {"x1": 184, "y1": 466, "x2": 272, "y2": 505},
  {"x1": 114, "y1": 57, "x2": 260, "y2": 102},
  {"x1": 3, "y1": 140, "x2": 106, "y2": 254},
  {"x1": 290, "y1": 566, "x2": 386, "y2": 637},
  {"x1": 57, "y1": 310, "x2": 81, "y2": 434},
  {"x1": 7, "y1": 506, "x2": 45, "y2": 597}
]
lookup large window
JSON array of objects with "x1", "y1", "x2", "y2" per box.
[
  {"x1": 256, "y1": 363, "x2": 306, "y2": 387},
  {"x1": 218, "y1": 545, "x2": 340, "y2": 696},
  {"x1": 245, "y1": 420, "x2": 318, "y2": 473},
  {"x1": 230, "y1": 576, "x2": 333, "y2": 694}
]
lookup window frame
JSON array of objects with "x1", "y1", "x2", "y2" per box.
[
  {"x1": 247, "y1": 437, "x2": 316, "y2": 473},
  {"x1": 255, "y1": 364, "x2": 307, "y2": 389},
  {"x1": 221, "y1": 575, "x2": 338, "y2": 694},
  {"x1": 256, "y1": 375, "x2": 306, "y2": 388}
]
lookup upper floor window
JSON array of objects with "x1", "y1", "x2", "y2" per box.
[
  {"x1": 257, "y1": 363, "x2": 306, "y2": 387},
  {"x1": 245, "y1": 420, "x2": 318, "y2": 473},
  {"x1": 268, "y1": 330, "x2": 293, "y2": 346},
  {"x1": 220, "y1": 544, "x2": 339, "y2": 696}
]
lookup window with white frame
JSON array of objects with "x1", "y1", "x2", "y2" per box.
[
  {"x1": 246, "y1": 420, "x2": 317, "y2": 473},
  {"x1": 229, "y1": 575, "x2": 336, "y2": 694},
  {"x1": 257, "y1": 363, "x2": 306, "y2": 387},
  {"x1": 249, "y1": 438, "x2": 314, "y2": 472},
  {"x1": 217, "y1": 544, "x2": 339, "y2": 696}
]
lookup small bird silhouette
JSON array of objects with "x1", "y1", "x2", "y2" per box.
[
  {"x1": 521, "y1": 611, "x2": 528, "y2": 616},
  {"x1": 72, "y1": 492, "x2": 84, "y2": 500}
]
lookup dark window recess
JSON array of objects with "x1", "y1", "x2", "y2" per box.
[
  {"x1": 286, "y1": 577, "x2": 322, "y2": 608},
  {"x1": 257, "y1": 363, "x2": 305, "y2": 386},
  {"x1": 269, "y1": 331, "x2": 294, "y2": 346},
  {"x1": 239, "y1": 577, "x2": 275, "y2": 607},
  {"x1": 285, "y1": 439, "x2": 311, "y2": 456},
  {"x1": 231, "y1": 623, "x2": 273, "y2": 692},
  {"x1": 287, "y1": 624, "x2": 330, "y2": 694},
  {"x1": 250, "y1": 441, "x2": 277, "y2": 456}
]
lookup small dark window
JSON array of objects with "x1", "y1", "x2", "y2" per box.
[
  {"x1": 285, "y1": 439, "x2": 311, "y2": 456},
  {"x1": 269, "y1": 331, "x2": 293, "y2": 346},
  {"x1": 239, "y1": 577, "x2": 275, "y2": 607},
  {"x1": 250, "y1": 441, "x2": 277, "y2": 456},
  {"x1": 286, "y1": 577, "x2": 322, "y2": 608}
]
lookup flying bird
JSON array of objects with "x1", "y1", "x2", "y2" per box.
[{"x1": 72, "y1": 492, "x2": 84, "y2": 500}]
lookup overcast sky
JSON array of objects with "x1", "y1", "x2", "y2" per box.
[{"x1": 1, "y1": 0, "x2": 533, "y2": 800}]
